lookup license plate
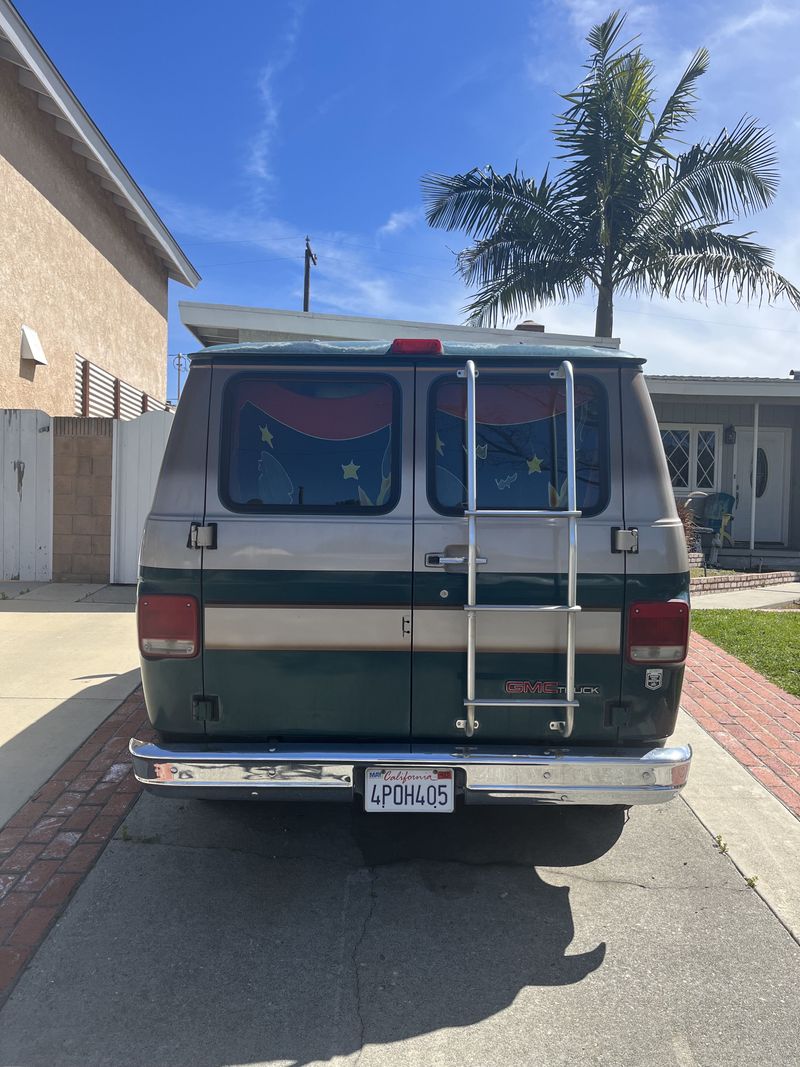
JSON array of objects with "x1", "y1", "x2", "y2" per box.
[{"x1": 364, "y1": 768, "x2": 454, "y2": 813}]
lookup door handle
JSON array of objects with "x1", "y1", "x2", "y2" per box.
[{"x1": 425, "y1": 552, "x2": 487, "y2": 567}]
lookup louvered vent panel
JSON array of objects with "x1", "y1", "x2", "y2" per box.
[
  {"x1": 74, "y1": 355, "x2": 85, "y2": 414},
  {"x1": 87, "y1": 363, "x2": 115, "y2": 417},
  {"x1": 119, "y1": 380, "x2": 142, "y2": 421},
  {"x1": 72, "y1": 354, "x2": 163, "y2": 420}
]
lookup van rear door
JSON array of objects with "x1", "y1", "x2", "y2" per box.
[
  {"x1": 412, "y1": 360, "x2": 626, "y2": 744},
  {"x1": 201, "y1": 360, "x2": 414, "y2": 740}
]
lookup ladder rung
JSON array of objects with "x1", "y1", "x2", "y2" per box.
[
  {"x1": 464, "y1": 698, "x2": 580, "y2": 709},
  {"x1": 464, "y1": 604, "x2": 581, "y2": 613},
  {"x1": 465, "y1": 509, "x2": 581, "y2": 519}
]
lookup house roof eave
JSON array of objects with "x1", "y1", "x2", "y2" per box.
[{"x1": 645, "y1": 376, "x2": 800, "y2": 400}]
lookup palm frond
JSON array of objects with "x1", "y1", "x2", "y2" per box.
[
  {"x1": 421, "y1": 166, "x2": 573, "y2": 244},
  {"x1": 461, "y1": 259, "x2": 589, "y2": 327},
  {"x1": 585, "y1": 11, "x2": 631, "y2": 66},
  {"x1": 640, "y1": 47, "x2": 709, "y2": 160},
  {"x1": 630, "y1": 116, "x2": 779, "y2": 249},
  {"x1": 456, "y1": 221, "x2": 594, "y2": 290},
  {"x1": 555, "y1": 28, "x2": 656, "y2": 222},
  {"x1": 621, "y1": 226, "x2": 800, "y2": 308}
]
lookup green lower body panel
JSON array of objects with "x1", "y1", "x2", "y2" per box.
[
  {"x1": 204, "y1": 650, "x2": 411, "y2": 740},
  {"x1": 618, "y1": 663, "x2": 683, "y2": 743},
  {"x1": 412, "y1": 651, "x2": 621, "y2": 743}
]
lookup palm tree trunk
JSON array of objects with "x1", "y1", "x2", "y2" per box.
[{"x1": 594, "y1": 282, "x2": 614, "y2": 337}]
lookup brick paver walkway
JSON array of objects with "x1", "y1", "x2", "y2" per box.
[
  {"x1": 683, "y1": 633, "x2": 800, "y2": 819},
  {"x1": 0, "y1": 688, "x2": 152, "y2": 1005}
]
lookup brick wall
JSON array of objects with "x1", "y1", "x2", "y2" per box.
[{"x1": 52, "y1": 418, "x2": 112, "y2": 583}]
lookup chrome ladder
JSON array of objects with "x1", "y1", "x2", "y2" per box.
[{"x1": 458, "y1": 359, "x2": 581, "y2": 740}]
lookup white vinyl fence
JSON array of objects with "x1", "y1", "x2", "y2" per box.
[
  {"x1": 110, "y1": 410, "x2": 174, "y2": 584},
  {"x1": 0, "y1": 410, "x2": 53, "y2": 581}
]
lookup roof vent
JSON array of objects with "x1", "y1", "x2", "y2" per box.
[{"x1": 514, "y1": 320, "x2": 545, "y2": 333}]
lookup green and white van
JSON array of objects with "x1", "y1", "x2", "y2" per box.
[{"x1": 130, "y1": 337, "x2": 692, "y2": 812}]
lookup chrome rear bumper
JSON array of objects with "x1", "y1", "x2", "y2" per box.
[{"x1": 129, "y1": 738, "x2": 691, "y2": 806}]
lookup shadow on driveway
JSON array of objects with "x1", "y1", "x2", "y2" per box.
[{"x1": 0, "y1": 799, "x2": 623, "y2": 1066}]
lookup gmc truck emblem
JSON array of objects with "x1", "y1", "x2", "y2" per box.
[{"x1": 505, "y1": 681, "x2": 600, "y2": 696}]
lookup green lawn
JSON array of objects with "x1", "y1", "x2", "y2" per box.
[{"x1": 692, "y1": 610, "x2": 800, "y2": 698}]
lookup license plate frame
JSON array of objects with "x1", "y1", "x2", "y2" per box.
[{"x1": 364, "y1": 767, "x2": 455, "y2": 813}]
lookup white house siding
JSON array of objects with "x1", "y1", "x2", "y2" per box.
[{"x1": 650, "y1": 398, "x2": 800, "y2": 549}]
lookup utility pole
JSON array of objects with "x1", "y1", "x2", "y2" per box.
[
  {"x1": 172, "y1": 353, "x2": 188, "y2": 403},
  {"x1": 303, "y1": 236, "x2": 317, "y2": 312}
]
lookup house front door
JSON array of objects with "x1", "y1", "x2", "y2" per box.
[{"x1": 734, "y1": 428, "x2": 790, "y2": 545}]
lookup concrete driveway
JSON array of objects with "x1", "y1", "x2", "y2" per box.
[
  {"x1": 0, "y1": 583, "x2": 138, "y2": 827},
  {"x1": 0, "y1": 794, "x2": 798, "y2": 1067}
]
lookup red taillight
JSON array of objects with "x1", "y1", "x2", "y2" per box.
[
  {"x1": 138, "y1": 595, "x2": 199, "y2": 659},
  {"x1": 627, "y1": 600, "x2": 689, "y2": 664},
  {"x1": 388, "y1": 338, "x2": 444, "y2": 355}
]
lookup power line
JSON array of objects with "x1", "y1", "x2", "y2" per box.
[
  {"x1": 192, "y1": 247, "x2": 799, "y2": 337},
  {"x1": 192, "y1": 229, "x2": 457, "y2": 267},
  {"x1": 571, "y1": 300, "x2": 800, "y2": 335}
]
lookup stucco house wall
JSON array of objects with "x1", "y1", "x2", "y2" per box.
[{"x1": 0, "y1": 59, "x2": 168, "y2": 414}]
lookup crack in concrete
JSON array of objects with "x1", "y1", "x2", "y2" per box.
[
  {"x1": 350, "y1": 867, "x2": 377, "y2": 1066},
  {"x1": 538, "y1": 868, "x2": 748, "y2": 892}
]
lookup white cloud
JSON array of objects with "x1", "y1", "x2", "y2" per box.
[
  {"x1": 377, "y1": 207, "x2": 424, "y2": 237},
  {"x1": 535, "y1": 291, "x2": 800, "y2": 378},
  {"x1": 711, "y1": 3, "x2": 797, "y2": 42},
  {"x1": 246, "y1": 0, "x2": 306, "y2": 193},
  {"x1": 555, "y1": 1, "x2": 657, "y2": 38},
  {"x1": 153, "y1": 191, "x2": 465, "y2": 326}
]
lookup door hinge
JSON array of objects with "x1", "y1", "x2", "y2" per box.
[
  {"x1": 611, "y1": 527, "x2": 639, "y2": 553},
  {"x1": 192, "y1": 695, "x2": 220, "y2": 722},
  {"x1": 188, "y1": 522, "x2": 217, "y2": 550}
]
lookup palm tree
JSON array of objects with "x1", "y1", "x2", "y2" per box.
[{"x1": 421, "y1": 10, "x2": 800, "y2": 337}]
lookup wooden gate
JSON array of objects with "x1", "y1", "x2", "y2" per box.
[
  {"x1": 0, "y1": 410, "x2": 53, "y2": 581},
  {"x1": 110, "y1": 410, "x2": 174, "y2": 584}
]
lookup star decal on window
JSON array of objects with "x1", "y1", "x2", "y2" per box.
[
  {"x1": 259, "y1": 423, "x2": 274, "y2": 448},
  {"x1": 526, "y1": 454, "x2": 543, "y2": 474},
  {"x1": 341, "y1": 460, "x2": 360, "y2": 480}
]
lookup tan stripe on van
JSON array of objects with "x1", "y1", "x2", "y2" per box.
[{"x1": 204, "y1": 606, "x2": 621, "y2": 654}]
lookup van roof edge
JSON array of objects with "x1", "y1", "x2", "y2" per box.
[{"x1": 188, "y1": 339, "x2": 645, "y2": 364}]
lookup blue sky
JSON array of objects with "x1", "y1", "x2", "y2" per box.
[{"x1": 18, "y1": 0, "x2": 800, "y2": 401}]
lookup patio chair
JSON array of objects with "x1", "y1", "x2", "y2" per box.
[{"x1": 685, "y1": 492, "x2": 735, "y2": 564}]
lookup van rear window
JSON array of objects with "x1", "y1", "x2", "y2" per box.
[
  {"x1": 222, "y1": 374, "x2": 400, "y2": 512},
  {"x1": 429, "y1": 375, "x2": 608, "y2": 515}
]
